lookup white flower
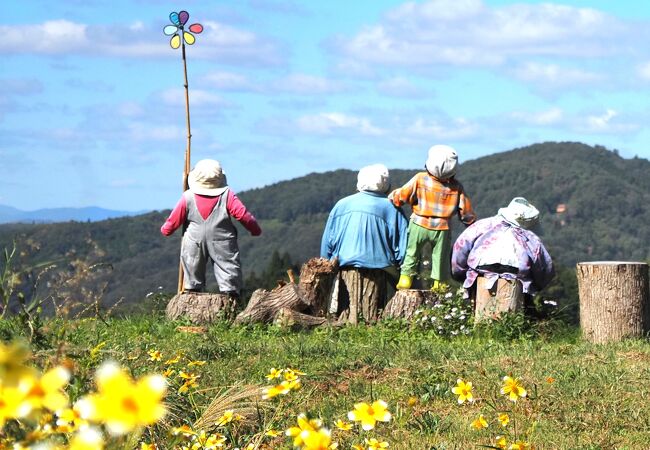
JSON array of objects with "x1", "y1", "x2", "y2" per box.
[
  {"x1": 445, "y1": 292, "x2": 453, "y2": 298},
  {"x1": 459, "y1": 315, "x2": 466, "y2": 320},
  {"x1": 543, "y1": 300, "x2": 558, "y2": 306},
  {"x1": 444, "y1": 315, "x2": 452, "y2": 320}
]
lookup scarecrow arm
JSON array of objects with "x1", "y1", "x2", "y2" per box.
[{"x1": 161, "y1": 196, "x2": 187, "y2": 236}]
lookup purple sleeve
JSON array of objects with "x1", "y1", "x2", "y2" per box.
[
  {"x1": 227, "y1": 190, "x2": 262, "y2": 236},
  {"x1": 161, "y1": 196, "x2": 187, "y2": 236},
  {"x1": 451, "y1": 221, "x2": 482, "y2": 281},
  {"x1": 531, "y1": 242, "x2": 555, "y2": 291}
]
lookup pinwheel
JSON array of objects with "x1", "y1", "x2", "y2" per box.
[
  {"x1": 163, "y1": 11, "x2": 203, "y2": 293},
  {"x1": 163, "y1": 11, "x2": 203, "y2": 49}
]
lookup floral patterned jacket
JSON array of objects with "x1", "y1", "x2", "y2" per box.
[{"x1": 451, "y1": 216, "x2": 554, "y2": 296}]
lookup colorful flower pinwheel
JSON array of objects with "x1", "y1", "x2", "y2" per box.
[{"x1": 163, "y1": 11, "x2": 203, "y2": 49}]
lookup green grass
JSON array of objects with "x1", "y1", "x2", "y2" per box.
[{"x1": 3, "y1": 314, "x2": 650, "y2": 449}]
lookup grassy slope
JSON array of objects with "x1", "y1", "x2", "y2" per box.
[{"x1": 8, "y1": 314, "x2": 649, "y2": 449}]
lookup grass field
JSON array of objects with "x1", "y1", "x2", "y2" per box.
[{"x1": 2, "y1": 309, "x2": 650, "y2": 450}]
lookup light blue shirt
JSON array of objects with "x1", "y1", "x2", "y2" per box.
[{"x1": 320, "y1": 191, "x2": 408, "y2": 269}]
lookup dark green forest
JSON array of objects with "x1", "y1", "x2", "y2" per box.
[{"x1": 1, "y1": 142, "x2": 648, "y2": 319}]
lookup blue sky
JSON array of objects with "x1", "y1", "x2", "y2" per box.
[{"x1": 2, "y1": 0, "x2": 650, "y2": 211}]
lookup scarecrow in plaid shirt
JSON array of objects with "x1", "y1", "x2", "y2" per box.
[{"x1": 390, "y1": 145, "x2": 477, "y2": 290}]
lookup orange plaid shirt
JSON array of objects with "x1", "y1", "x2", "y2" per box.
[{"x1": 389, "y1": 172, "x2": 476, "y2": 230}]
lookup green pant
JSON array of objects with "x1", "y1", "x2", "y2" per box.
[{"x1": 400, "y1": 221, "x2": 451, "y2": 282}]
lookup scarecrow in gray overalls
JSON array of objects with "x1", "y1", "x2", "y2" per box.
[{"x1": 161, "y1": 159, "x2": 262, "y2": 296}]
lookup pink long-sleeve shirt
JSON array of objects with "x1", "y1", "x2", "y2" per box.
[{"x1": 160, "y1": 190, "x2": 262, "y2": 236}]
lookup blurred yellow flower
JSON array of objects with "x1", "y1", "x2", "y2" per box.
[
  {"x1": 546, "y1": 376, "x2": 555, "y2": 384},
  {"x1": 140, "y1": 443, "x2": 158, "y2": 450},
  {"x1": 0, "y1": 384, "x2": 32, "y2": 427},
  {"x1": 285, "y1": 413, "x2": 323, "y2": 447},
  {"x1": 501, "y1": 376, "x2": 527, "y2": 402},
  {"x1": 264, "y1": 429, "x2": 281, "y2": 437},
  {"x1": 471, "y1": 414, "x2": 488, "y2": 430},
  {"x1": 451, "y1": 379, "x2": 474, "y2": 404},
  {"x1": 165, "y1": 355, "x2": 181, "y2": 365},
  {"x1": 347, "y1": 400, "x2": 392, "y2": 431},
  {"x1": 509, "y1": 441, "x2": 531, "y2": 450},
  {"x1": 25, "y1": 366, "x2": 70, "y2": 412},
  {"x1": 56, "y1": 405, "x2": 87, "y2": 433},
  {"x1": 351, "y1": 445, "x2": 364, "y2": 450},
  {"x1": 498, "y1": 413, "x2": 510, "y2": 427},
  {"x1": 215, "y1": 410, "x2": 235, "y2": 426},
  {"x1": 262, "y1": 379, "x2": 301, "y2": 399},
  {"x1": 495, "y1": 435, "x2": 507, "y2": 449},
  {"x1": 334, "y1": 419, "x2": 352, "y2": 431},
  {"x1": 0, "y1": 341, "x2": 35, "y2": 385},
  {"x1": 188, "y1": 360, "x2": 206, "y2": 367},
  {"x1": 193, "y1": 430, "x2": 226, "y2": 449},
  {"x1": 68, "y1": 427, "x2": 105, "y2": 450},
  {"x1": 265, "y1": 368, "x2": 283, "y2": 380},
  {"x1": 163, "y1": 368, "x2": 175, "y2": 378},
  {"x1": 172, "y1": 424, "x2": 196, "y2": 437},
  {"x1": 148, "y1": 350, "x2": 163, "y2": 361},
  {"x1": 365, "y1": 437, "x2": 389, "y2": 449},
  {"x1": 407, "y1": 396, "x2": 418, "y2": 407},
  {"x1": 301, "y1": 428, "x2": 336, "y2": 450},
  {"x1": 76, "y1": 362, "x2": 167, "y2": 435}
]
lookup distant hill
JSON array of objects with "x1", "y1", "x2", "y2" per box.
[
  {"x1": 0, "y1": 142, "x2": 648, "y2": 315},
  {"x1": 0, "y1": 205, "x2": 145, "y2": 224}
]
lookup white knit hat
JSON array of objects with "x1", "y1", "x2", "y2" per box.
[
  {"x1": 498, "y1": 197, "x2": 540, "y2": 229},
  {"x1": 425, "y1": 144, "x2": 458, "y2": 180},
  {"x1": 357, "y1": 164, "x2": 390, "y2": 193},
  {"x1": 188, "y1": 159, "x2": 228, "y2": 196}
]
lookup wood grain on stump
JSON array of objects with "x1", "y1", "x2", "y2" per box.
[
  {"x1": 166, "y1": 292, "x2": 237, "y2": 324},
  {"x1": 577, "y1": 261, "x2": 649, "y2": 344},
  {"x1": 473, "y1": 277, "x2": 524, "y2": 322},
  {"x1": 382, "y1": 289, "x2": 437, "y2": 320},
  {"x1": 235, "y1": 284, "x2": 309, "y2": 324},
  {"x1": 334, "y1": 268, "x2": 388, "y2": 324}
]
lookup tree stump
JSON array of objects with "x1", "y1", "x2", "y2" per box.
[
  {"x1": 235, "y1": 284, "x2": 309, "y2": 324},
  {"x1": 577, "y1": 261, "x2": 649, "y2": 343},
  {"x1": 334, "y1": 268, "x2": 388, "y2": 324},
  {"x1": 382, "y1": 289, "x2": 437, "y2": 320},
  {"x1": 166, "y1": 292, "x2": 237, "y2": 324},
  {"x1": 274, "y1": 307, "x2": 328, "y2": 330},
  {"x1": 473, "y1": 277, "x2": 524, "y2": 322},
  {"x1": 298, "y1": 257, "x2": 339, "y2": 316}
]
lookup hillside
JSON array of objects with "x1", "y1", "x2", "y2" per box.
[{"x1": 0, "y1": 142, "x2": 648, "y2": 313}]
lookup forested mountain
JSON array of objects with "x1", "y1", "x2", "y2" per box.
[{"x1": 1, "y1": 142, "x2": 648, "y2": 315}]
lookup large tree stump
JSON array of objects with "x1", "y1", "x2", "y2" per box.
[
  {"x1": 235, "y1": 284, "x2": 309, "y2": 324},
  {"x1": 166, "y1": 292, "x2": 237, "y2": 324},
  {"x1": 334, "y1": 268, "x2": 389, "y2": 324},
  {"x1": 473, "y1": 277, "x2": 524, "y2": 322},
  {"x1": 298, "y1": 258, "x2": 339, "y2": 316},
  {"x1": 382, "y1": 289, "x2": 437, "y2": 320},
  {"x1": 577, "y1": 261, "x2": 649, "y2": 343}
]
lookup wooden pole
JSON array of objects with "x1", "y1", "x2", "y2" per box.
[
  {"x1": 577, "y1": 261, "x2": 649, "y2": 343},
  {"x1": 177, "y1": 38, "x2": 193, "y2": 294}
]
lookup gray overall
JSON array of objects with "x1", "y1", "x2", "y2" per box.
[{"x1": 181, "y1": 190, "x2": 242, "y2": 293}]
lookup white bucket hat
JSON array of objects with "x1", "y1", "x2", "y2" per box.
[
  {"x1": 188, "y1": 159, "x2": 228, "y2": 196},
  {"x1": 498, "y1": 197, "x2": 540, "y2": 229},
  {"x1": 425, "y1": 144, "x2": 458, "y2": 180},
  {"x1": 357, "y1": 163, "x2": 390, "y2": 193}
]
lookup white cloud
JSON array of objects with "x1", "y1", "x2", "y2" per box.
[
  {"x1": 513, "y1": 62, "x2": 602, "y2": 88},
  {"x1": 296, "y1": 112, "x2": 384, "y2": 136},
  {"x1": 0, "y1": 19, "x2": 285, "y2": 66},
  {"x1": 405, "y1": 117, "x2": 479, "y2": 140},
  {"x1": 638, "y1": 61, "x2": 650, "y2": 81},
  {"x1": 376, "y1": 77, "x2": 427, "y2": 98},
  {"x1": 334, "y1": 0, "x2": 632, "y2": 69},
  {"x1": 510, "y1": 108, "x2": 563, "y2": 126},
  {"x1": 273, "y1": 74, "x2": 347, "y2": 95}
]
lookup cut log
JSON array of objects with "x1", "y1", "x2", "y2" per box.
[
  {"x1": 577, "y1": 261, "x2": 649, "y2": 344},
  {"x1": 382, "y1": 289, "x2": 437, "y2": 320},
  {"x1": 473, "y1": 277, "x2": 524, "y2": 322},
  {"x1": 335, "y1": 268, "x2": 389, "y2": 324},
  {"x1": 166, "y1": 292, "x2": 238, "y2": 324},
  {"x1": 234, "y1": 284, "x2": 309, "y2": 324},
  {"x1": 274, "y1": 307, "x2": 328, "y2": 330},
  {"x1": 298, "y1": 257, "x2": 339, "y2": 316}
]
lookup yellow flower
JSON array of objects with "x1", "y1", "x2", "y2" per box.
[
  {"x1": 188, "y1": 360, "x2": 206, "y2": 367},
  {"x1": 215, "y1": 410, "x2": 235, "y2": 426},
  {"x1": 262, "y1": 379, "x2": 300, "y2": 399},
  {"x1": 334, "y1": 419, "x2": 352, "y2": 431},
  {"x1": 193, "y1": 431, "x2": 226, "y2": 449},
  {"x1": 285, "y1": 413, "x2": 323, "y2": 447},
  {"x1": 76, "y1": 362, "x2": 167, "y2": 435},
  {"x1": 407, "y1": 396, "x2": 418, "y2": 407},
  {"x1": 141, "y1": 443, "x2": 158, "y2": 450},
  {"x1": 301, "y1": 428, "x2": 336, "y2": 450},
  {"x1": 498, "y1": 413, "x2": 510, "y2": 427},
  {"x1": 148, "y1": 350, "x2": 163, "y2": 361},
  {"x1": 163, "y1": 368, "x2": 176, "y2": 378},
  {"x1": 347, "y1": 400, "x2": 392, "y2": 431},
  {"x1": 351, "y1": 445, "x2": 365, "y2": 450},
  {"x1": 264, "y1": 429, "x2": 281, "y2": 437},
  {"x1": 509, "y1": 441, "x2": 532, "y2": 450},
  {"x1": 172, "y1": 424, "x2": 196, "y2": 437},
  {"x1": 451, "y1": 379, "x2": 473, "y2": 404},
  {"x1": 0, "y1": 384, "x2": 32, "y2": 427},
  {"x1": 0, "y1": 340, "x2": 34, "y2": 384},
  {"x1": 25, "y1": 366, "x2": 70, "y2": 412},
  {"x1": 164, "y1": 355, "x2": 181, "y2": 365},
  {"x1": 495, "y1": 435, "x2": 507, "y2": 449},
  {"x1": 56, "y1": 405, "x2": 88, "y2": 432},
  {"x1": 471, "y1": 414, "x2": 488, "y2": 430},
  {"x1": 365, "y1": 437, "x2": 389, "y2": 449},
  {"x1": 265, "y1": 367, "x2": 283, "y2": 380},
  {"x1": 68, "y1": 427, "x2": 105, "y2": 450},
  {"x1": 545, "y1": 376, "x2": 555, "y2": 384},
  {"x1": 501, "y1": 376, "x2": 527, "y2": 402}
]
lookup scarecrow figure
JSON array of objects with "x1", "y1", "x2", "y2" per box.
[
  {"x1": 161, "y1": 159, "x2": 261, "y2": 296},
  {"x1": 389, "y1": 145, "x2": 476, "y2": 290}
]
